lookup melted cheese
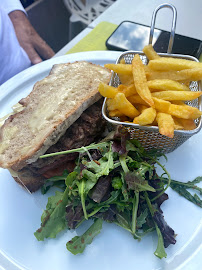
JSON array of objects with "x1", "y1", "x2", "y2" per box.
[{"x1": 29, "y1": 85, "x2": 78, "y2": 133}]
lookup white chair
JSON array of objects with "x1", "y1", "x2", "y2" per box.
[{"x1": 63, "y1": 0, "x2": 116, "y2": 40}]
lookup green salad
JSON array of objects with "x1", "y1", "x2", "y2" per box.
[{"x1": 34, "y1": 130, "x2": 202, "y2": 258}]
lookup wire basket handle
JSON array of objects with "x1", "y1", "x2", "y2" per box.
[{"x1": 149, "y1": 3, "x2": 177, "y2": 54}]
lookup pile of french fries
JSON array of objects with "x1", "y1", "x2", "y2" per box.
[{"x1": 99, "y1": 45, "x2": 202, "y2": 138}]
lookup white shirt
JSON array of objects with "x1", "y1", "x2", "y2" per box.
[
  {"x1": 0, "y1": 0, "x2": 31, "y2": 85},
  {"x1": 1, "y1": 0, "x2": 25, "y2": 14}
]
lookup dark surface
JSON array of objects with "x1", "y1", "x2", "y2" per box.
[
  {"x1": 26, "y1": 0, "x2": 71, "y2": 53},
  {"x1": 20, "y1": 0, "x2": 34, "y2": 8},
  {"x1": 106, "y1": 21, "x2": 202, "y2": 59}
]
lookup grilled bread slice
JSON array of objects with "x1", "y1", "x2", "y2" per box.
[{"x1": 0, "y1": 61, "x2": 111, "y2": 171}]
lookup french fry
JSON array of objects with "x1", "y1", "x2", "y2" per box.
[
  {"x1": 118, "y1": 84, "x2": 137, "y2": 97},
  {"x1": 156, "y1": 112, "x2": 175, "y2": 138},
  {"x1": 152, "y1": 97, "x2": 171, "y2": 113},
  {"x1": 98, "y1": 82, "x2": 119, "y2": 98},
  {"x1": 104, "y1": 64, "x2": 132, "y2": 74},
  {"x1": 127, "y1": 95, "x2": 148, "y2": 106},
  {"x1": 152, "y1": 90, "x2": 202, "y2": 101},
  {"x1": 135, "y1": 104, "x2": 148, "y2": 112},
  {"x1": 147, "y1": 79, "x2": 190, "y2": 91},
  {"x1": 120, "y1": 58, "x2": 126, "y2": 64},
  {"x1": 146, "y1": 68, "x2": 202, "y2": 82},
  {"x1": 118, "y1": 73, "x2": 134, "y2": 85},
  {"x1": 143, "y1": 44, "x2": 160, "y2": 60},
  {"x1": 108, "y1": 109, "x2": 125, "y2": 118},
  {"x1": 114, "y1": 93, "x2": 139, "y2": 118},
  {"x1": 102, "y1": 45, "x2": 202, "y2": 138},
  {"x1": 172, "y1": 117, "x2": 184, "y2": 130},
  {"x1": 117, "y1": 58, "x2": 134, "y2": 85},
  {"x1": 178, "y1": 68, "x2": 202, "y2": 81},
  {"x1": 146, "y1": 88, "x2": 162, "y2": 93},
  {"x1": 105, "y1": 64, "x2": 150, "y2": 77},
  {"x1": 148, "y1": 57, "x2": 202, "y2": 71},
  {"x1": 146, "y1": 70, "x2": 183, "y2": 81},
  {"x1": 168, "y1": 104, "x2": 202, "y2": 119},
  {"x1": 133, "y1": 107, "x2": 156, "y2": 125},
  {"x1": 117, "y1": 84, "x2": 127, "y2": 92},
  {"x1": 177, "y1": 118, "x2": 196, "y2": 130},
  {"x1": 106, "y1": 98, "x2": 118, "y2": 110},
  {"x1": 171, "y1": 100, "x2": 185, "y2": 105},
  {"x1": 132, "y1": 54, "x2": 154, "y2": 107}
]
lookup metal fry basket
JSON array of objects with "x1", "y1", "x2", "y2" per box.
[{"x1": 102, "y1": 3, "x2": 202, "y2": 154}]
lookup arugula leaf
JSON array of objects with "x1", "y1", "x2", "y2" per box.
[
  {"x1": 136, "y1": 208, "x2": 148, "y2": 228},
  {"x1": 125, "y1": 171, "x2": 155, "y2": 192},
  {"x1": 126, "y1": 139, "x2": 145, "y2": 154},
  {"x1": 131, "y1": 191, "x2": 140, "y2": 238},
  {"x1": 41, "y1": 170, "x2": 69, "y2": 194},
  {"x1": 138, "y1": 163, "x2": 154, "y2": 179},
  {"x1": 83, "y1": 143, "x2": 114, "y2": 178},
  {"x1": 119, "y1": 155, "x2": 130, "y2": 173},
  {"x1": 78, "y1": 179, "x2": 88, "y2": 220},
  {"x1": 162, "y1": 176, "x2": 202, "y2": 207},
  {"x1": 35, "y1": 187, "x2": 69, "y2": 240},
  {"x1": 99, "y1": 190, "x2": 120, "y2": 206},
  {"x1": 154, "y1": 226, "x2": 167, "y2": 259},
  {"x1": 65, "y1": 171, "x2": 78, "y2": 187},
  {"x1": 188, "y1": 176, "x2": 202, "y2": 185},
  {"x1": 144, "y1": 192, "x2": 168, "y2": 259},
  {"x1": 82, "y1": 170, "x2": 98, "y2": 194},
  {"x1": 171, "y1": 185, "x2": 202, "y2": 208},
  {"x1": 40, "y1": 191, "x2": 64, "y2": 224},
  {"x1": 120, "y1": 172, "x2": 129, "y2": 201},
  {"x1": 66, "y1": 219, "x2": 103, "y2": 255},
  {"x1": 40, "y1": 142, "x2": 109, "y2": 159},
  {"x1": 115, "y1": 212, "x2": 131, "y2": 232},
  {"x1": 119, "y1": 155, "x2": 155, "y2": 193}
]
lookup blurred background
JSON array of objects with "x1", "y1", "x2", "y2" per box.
[{"x1": 20, "y1": 0, "x2": 116, "y2": 53}]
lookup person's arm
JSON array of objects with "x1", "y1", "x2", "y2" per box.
[
  {"x1": 2, "y1": 0, "x2": 55, "y2": 64},
  {"x1": 9, "y1": 10, "x2": 55, "y2": 64}
]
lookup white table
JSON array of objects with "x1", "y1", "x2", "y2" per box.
[
  {"x1": 90, "y1": 0, "x2": 202, "y2": 40},
  {"x1": 56, "y1": 0, "x2": 202, "y2": 57}
]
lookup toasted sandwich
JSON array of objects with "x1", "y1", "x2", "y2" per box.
[{"x1": 0, "y1": 61, "x2": 111, "y2": 191}]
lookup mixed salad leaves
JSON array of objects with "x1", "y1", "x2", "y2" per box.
[{"x1": 34, "y1": 129, "x2": 202, "y2": 258}]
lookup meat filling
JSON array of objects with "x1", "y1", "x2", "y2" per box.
[{"x1": 28, "y1": 100, "x2": 106, "y2": 176}]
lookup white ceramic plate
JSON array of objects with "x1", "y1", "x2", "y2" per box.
[{"x1": 0, "y1": 51, "x2": 201, "y2": 270}]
